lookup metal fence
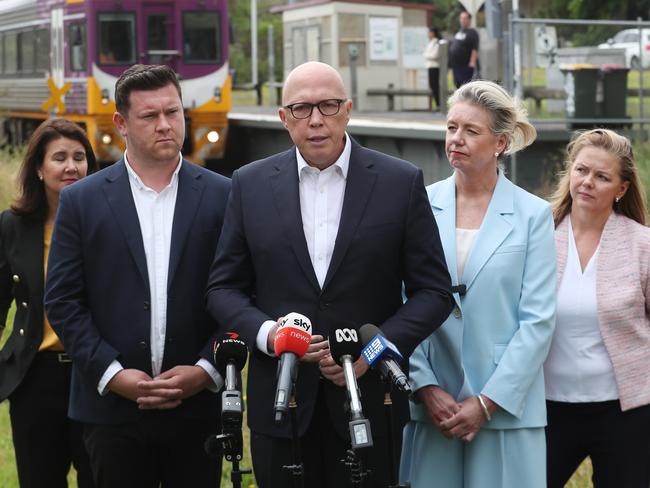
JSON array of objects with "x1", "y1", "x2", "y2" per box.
[
  {"x1": 506, "y1": 15, "x2": 650, "y2": 127},
  {"x1": 502, "y1": 13, "x2": 650, "y2": 183}
]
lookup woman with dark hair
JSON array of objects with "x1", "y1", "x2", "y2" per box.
[
  {"x1": 0, "y1": 118, "x2": 96, "y2": 487},
  {"x1": 545, "y1": 129, "x2": 650, "y2": 488}
]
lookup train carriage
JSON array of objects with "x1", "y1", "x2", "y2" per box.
[{"x1": 0, "y1": 0, "x2": 231, "y2": 165}]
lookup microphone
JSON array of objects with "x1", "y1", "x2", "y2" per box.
[
  {"x1": 214, "y1": 332, "x2": 249, "y2": 391},
  {"x1": 329, "y1": 326, "x2": 373, "y2": 449},
  {"x1": 273, "y1": 312, "x2": 312, "y2": 425},
  {"x1": 359, "y1": 324, "x2": 412, "y2": 395},
  {"x1": 210, "y1": 332, "x2": 249, "y2": 461}
]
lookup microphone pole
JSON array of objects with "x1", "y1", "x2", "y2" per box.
[
  {"x1": 274, "y1": 312, "x2": 313, "y2": 488},
  {"x1": 359, "y1": 324, "x2": 410, "y2": 488},
  {"x1": 329, "y1": 326, "x2": 373, "y2": 488},
  {"x1": 205, "y1": 332, "x2": 252, "y2": 488}
]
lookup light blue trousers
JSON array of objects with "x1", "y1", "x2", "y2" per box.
[{"x1": 400, "y1": 421, "x2": 546, "y2": 488}]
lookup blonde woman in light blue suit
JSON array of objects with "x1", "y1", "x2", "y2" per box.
[{"x1": 399, "y1": 80, "x2": 556, "y2": 488}]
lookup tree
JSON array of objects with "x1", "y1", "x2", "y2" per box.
[
  {"x1": 536, "y1": 0, "x2": 650, "y2": 46},
  {"x1": 228, "y1": 0, "x2": 283, "y2": 86}
]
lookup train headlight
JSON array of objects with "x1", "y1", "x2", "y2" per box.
[
  {"x1": 213, "y1": 87, "x2": 222, "y2": 103},
  {"x1": 101, "y1": 89, "x2": 110, "y2": 105},
  {"x1": 101, "y1": 133, "x2": 112, "y2": 145},
  {"x1": 207, "y1": 130, "x2": 219, "y2": 143}
]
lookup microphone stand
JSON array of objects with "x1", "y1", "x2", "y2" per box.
[
  {"x1": 340, "y1": 355, "x2": 373, "y2": 488},
  {"x1": 381, "y1": 379, "x2": 410, "y2": 488},
  {"x1": 205, "y1": 363, "x2": 252, "y2": 488},
  {"x1": 281, "y1": 392, "x2": 305, "y2": 488}
]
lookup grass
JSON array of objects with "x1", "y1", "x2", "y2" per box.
[{"x1": 521, "y1": 67, "x2": 650, "y2": 121}]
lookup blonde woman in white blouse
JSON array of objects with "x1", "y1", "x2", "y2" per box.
[{"x1": 545, "y1": 128, "x2": 650, "y2": 488}]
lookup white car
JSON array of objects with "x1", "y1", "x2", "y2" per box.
[{"x1": 598, "y1": 28, "x2": 650, "y2": 69}]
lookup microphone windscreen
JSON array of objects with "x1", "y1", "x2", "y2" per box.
[
  {"x1": 274, "y1": 312, "x2": 312, "y2": 358},
  {"x1": 213, "y1": 332, "x2": 249, "y2": 374},
  {"x1": 329, "y1": 326, "x2": 362, "y2": 365},
  {"x1": 359, "y1": 323, "x2": 403, "y2": 365},
  {"x1": 359, "y1": 323, "x2": 383, "y2": 345}
]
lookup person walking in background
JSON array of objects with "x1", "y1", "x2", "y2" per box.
[
  {"x1": 0, "y1": 118, "x2": 96, "y2": 487},
  {"x1": 423, "y1": 28, "x2": 442, "y2": 111},
  {"x1": 44, "y1": 65, "x2": 231, "y2": 488},
  {"x1": 545, "y1": 129, "x2": 650, "y2": 488},
  {"x1": 400, "y1": 80, "x2": 556, "y2": 488},
  {"x1": 449, "y1": 11, "x2": 479, "y2": 88}
]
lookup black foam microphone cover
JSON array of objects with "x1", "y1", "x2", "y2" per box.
[
  {"x1": 213, "y1": 332, "x2": 249, "y2": 375},
  {"x1": 328, "y1": 326, "x2": 362, "y2": 366}
]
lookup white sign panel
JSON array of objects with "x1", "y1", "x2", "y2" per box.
[
  {"x1": 369, "y1": 17, "x2": 398, "y2": 61},
  {"x1": 402, "y1": 26, "x2": 429, "y2": 69}
]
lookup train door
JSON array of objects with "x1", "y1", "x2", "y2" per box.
[{"x1": 143, "y1": 4, "x2": 177, "y2": 69}]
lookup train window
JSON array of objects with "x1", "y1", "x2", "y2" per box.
[
  {"x1": 0, "y1": 34, "x2": 3, "y2": 74},
  {"x1": 19, "y1": 31, "x2": 36, "y2": 73},
  {"x1": 183, "y1": 12, "x2": 221, "y2": 64},
  {"x1": 35, "y1": 29, "x2": 49, "y2": 73},
  {"x1": 4, "y1": 32, "x2": 18, "y2": 75},
  {"x1": 98, "y1": 12, "x2": 135, "y2": 64},
  {"x1": 69, "y1": 22, "x2": 86, "y2": 71}
]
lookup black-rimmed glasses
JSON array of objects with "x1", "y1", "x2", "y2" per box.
[{"x1": 283, "y1": 98, "x2": 347, "y2": 119}]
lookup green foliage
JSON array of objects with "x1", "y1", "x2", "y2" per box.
[
  {"x1": 0, "y1": 146, "x2": 22, "y2": 211},
  {"x1": 228, "y1": 0, "x2": 283, "y2": 86},
  {"x1": 535, "y1": 0, "x2": 650, "y2": 47}
]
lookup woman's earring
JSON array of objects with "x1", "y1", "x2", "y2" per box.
[
  {"x1": 615, "y1": 196, "x2": 621, "y2": 203},
  {"x1": 494, "y1": 152, "x2": 499, "y2": 158},
  {"x1": 38, "y1": 174, "x2": 43, "y2": 181}
]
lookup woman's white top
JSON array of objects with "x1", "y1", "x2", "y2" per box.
[
  {"x1": 456, "y1": 228, "x2": 478, "y2": 279},
  {"x1": 423, "y1": 39, "x2": 440, "y2": 68},
  {"x1": 544, "y1": 219, "x2": 619, "y2": 402}
]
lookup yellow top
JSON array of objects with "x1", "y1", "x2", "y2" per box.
[{"x1": 39, "y1": 223, "x2": 63, "y2": 352}]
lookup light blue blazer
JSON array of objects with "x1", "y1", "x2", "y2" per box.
[{"x1": 409, "y1": 171, "x2": 556, "y2": 429}]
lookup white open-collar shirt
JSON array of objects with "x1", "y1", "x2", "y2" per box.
[
  {"x1": 255, "y1": 133, "x2": 352, "y2": 355},
  {"x1": 98, "y1": 153, "x2": 221, "y2": 393}
]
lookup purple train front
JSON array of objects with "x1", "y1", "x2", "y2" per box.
[{"x1": 0, "y1": 0, "x2": 231, "y2": 165}]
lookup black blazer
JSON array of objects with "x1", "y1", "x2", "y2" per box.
[
  {"x1": 44, "y1": 159, "x2": 231, "y2": 424},
  {"x1": 0, "y1": 211, "x2": 46, "y2": 401},
  {"x1": 206, "y1": 139, "x2": 454, "y2": 439}
]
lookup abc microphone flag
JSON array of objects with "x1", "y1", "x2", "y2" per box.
[{"x1": 329, "y1": 325, "x2": 373, "y2": 449}]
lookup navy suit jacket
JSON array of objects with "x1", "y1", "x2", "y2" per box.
[
  {"x1": 44, "y1": 159, "x2": 231, "y2": 424},
  {"x1": 206, "y1": 139, "x2": 453, "y2": 439}
]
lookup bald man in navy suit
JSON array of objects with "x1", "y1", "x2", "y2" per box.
[{"x1": 206, "y1": 61, "x2": 454, "y2": 488}]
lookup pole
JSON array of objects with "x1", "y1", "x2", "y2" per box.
[
  {"x1": 268, "y1": 24, "x2": 276, "y2": 106},
  {"x1": 638, "y1": 17, "x2": 644, "y2": 132},
  {"x1": 510, "y1": 0, "x2": 521, "y2": 185},
  {"x1": 251, "y1": 0, "x2": 260, "y2": 104},
  {"x1": 349, "y1": 44, "x2": 359, "y2": 109}
]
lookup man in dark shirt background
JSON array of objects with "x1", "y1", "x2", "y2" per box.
[{"x1": 449, "y1": 11, "x2": 479, "y2": 88}]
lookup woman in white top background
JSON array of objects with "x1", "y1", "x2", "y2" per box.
[
  {"x1": 423, "y1": 27, "x2": 442, "y2": 111},
  {"x1": 545, "y1": 128, "x2": 650, "y2": 488}
]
